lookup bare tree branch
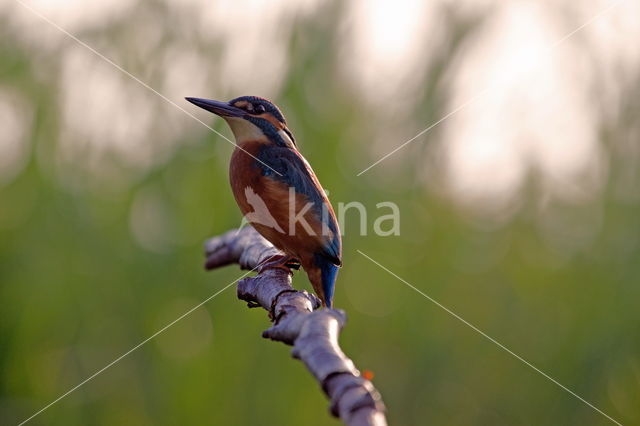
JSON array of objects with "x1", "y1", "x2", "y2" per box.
[{"x1": 204, "y1": 226, "x2": 387, "y2": 426}]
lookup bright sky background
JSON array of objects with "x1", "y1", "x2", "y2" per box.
[{"x1": 3, "y1": 0, "x2": 639, "y2": 213}]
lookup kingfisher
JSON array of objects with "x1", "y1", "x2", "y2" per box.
[{"x1": 186, "y1": 95, "x2": 342, "y2": 308}]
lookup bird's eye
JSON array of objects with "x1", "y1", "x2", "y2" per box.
[{"x1": 254, "y1": 104, "x2": 266, "y2": 114}]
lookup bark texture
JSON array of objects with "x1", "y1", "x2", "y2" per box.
[{"x1": 204, "y1": 226, "x2": 387, "y2": 426}]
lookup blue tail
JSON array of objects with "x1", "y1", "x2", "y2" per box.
[{"x1": 315, "y1": 254, "x2": 339, "y2": 307}]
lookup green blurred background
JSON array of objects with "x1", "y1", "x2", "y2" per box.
[{"x1": 1, "y1": 0, "x2": 639, "y2": 425}]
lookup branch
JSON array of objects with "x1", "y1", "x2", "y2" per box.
[{"x1": 204, "y1": 226, "x2": 387, "y2": 426}]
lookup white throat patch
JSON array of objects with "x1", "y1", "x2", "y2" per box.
[{"x1": 225, "y1": 117, "x2": 265, "y2": 143}]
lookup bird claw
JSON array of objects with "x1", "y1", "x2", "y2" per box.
[
  {"x1": 285, "y1": 259, "x2": 301, "y2": 270},
  {"x1": 246, "y1": 301, "x2": 261, "y2": 308},
  {"x1": 258, "y1": 255, "x2": 300, "y2": 274}
]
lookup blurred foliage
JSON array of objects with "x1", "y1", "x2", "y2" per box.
[{"x1": 1, "y1": 1, "x2": 640, "y2": 425}]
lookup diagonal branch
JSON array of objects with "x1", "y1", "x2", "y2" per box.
[{"x1": 204, "y1": 226, "x2": 387, "y2": 426}]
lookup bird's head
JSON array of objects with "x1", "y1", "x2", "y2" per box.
[{"x1": 186, "y1": 95, "x2": 296, "y2": 148}]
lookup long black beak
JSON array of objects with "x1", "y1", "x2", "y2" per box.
[{"x1": 185, "y1": 97, "x2": 245, "y2": 117}]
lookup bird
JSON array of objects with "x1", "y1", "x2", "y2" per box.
[{"x1": 186, "y1": 95, "x2": 342, "y2": 308}]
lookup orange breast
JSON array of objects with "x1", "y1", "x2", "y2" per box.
[
  {"x1": 229, "y1": 141, "x2": 265, "y2": 218},
  {"x1": 229, "y1": 141, "x2": 331, "y2": 261}
]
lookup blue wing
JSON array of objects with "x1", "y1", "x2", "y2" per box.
[{"x1": 256, "y1": 145, "x2": 342, "y2": 265}]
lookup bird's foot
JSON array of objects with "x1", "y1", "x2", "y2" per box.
[
  {"x1": 246, "y1": 301, "x2": 261, "y2": 309},
  {"x1": 284, "y1": 258, "x2": 301, "y2": 270},
  {"x1": 258, "y1": 255, "x2": 299, "y2": 274}
]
